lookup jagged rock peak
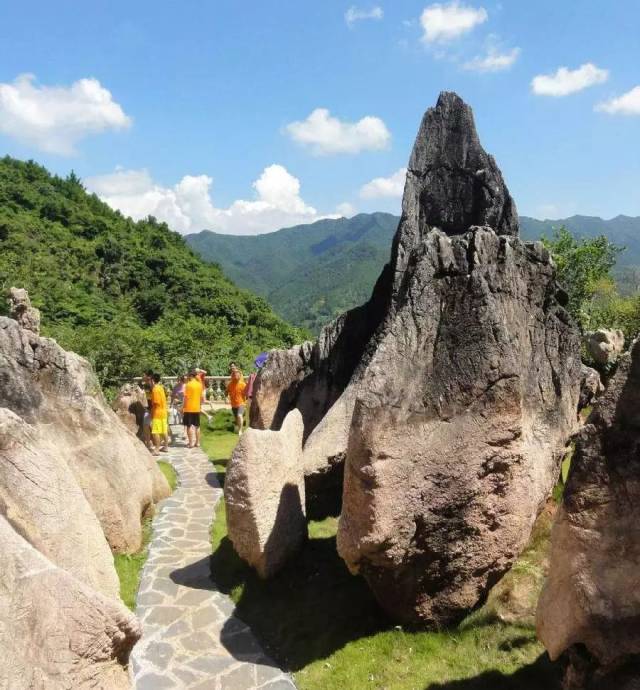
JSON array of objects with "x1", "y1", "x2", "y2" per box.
[{"x1": 402, "y1": 91, "x2": 519, "y2": 241}]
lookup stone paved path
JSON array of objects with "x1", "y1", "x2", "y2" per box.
[{"x1": 130, "y1": 427, "x2": 296, "y2": 690}]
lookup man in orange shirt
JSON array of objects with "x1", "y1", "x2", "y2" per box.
[
  {"x1": 150, "y1": 373, "x2": 169, "y2": 455},
  {"x1": 226, "y1": 368, "x2": 247, "y2": 436},
  {"x1": 183, "y1": 369, "x2": 203, "y2": 448}
]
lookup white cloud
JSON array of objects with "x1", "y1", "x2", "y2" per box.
[
  {"x1": 86, "y1": 164, "x2": 333, "y2": 235},
  {"x1": 0, "y1": 73, "x2": 131, "y2": 155},
  {"x1": 345, "y1": 5, "x2": 383, "y2": 27},
  {"x1": 595, "y1": 86, "x2": 640, "y2": 116},
  {"x1": 336, "y1": 202, "x2": 357, "y2": 217},
  {"x1": 420, "y1": 2, "x2": 488, "y2": 44},
  {"x1": 285, "y1": 108, "x2": 391, "y2": 155},
  {"x1": 360, "y1": 168, "x2": 407, "y2": 199},
  {"x1": 463, "y1": 45, "x2": 520, "y2": 72},
  {"x1": 531, "y1": 63, "x2": 609, "y2": 97}
]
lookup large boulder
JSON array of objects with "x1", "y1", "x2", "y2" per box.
[
  {"x1": 112, "y1": 382, "x2": 147, "y2": 438},
  {"x1": 249, "y1": 92, "x2": 581, "y2": 625},
  {"x1": 0, "y1": 408, "x2": 120, "y2": 598},
  {"x1": 337, "y1": 226, "x2": 580, "y2": 625},
  {"x1": 0, "y1": 314, "x2": 170, "y2": 553},
  {"x1": 537, "y1": 339, "x2": 640, "y2": 689},
  {"x1": 587, "y1": 328, "x2": 625, "y2": 367},
  {"x1": 0, "y1": 515, "x2": 139, "y2": 690},
  {"x1": 225, "y1": 409, "x2": 306, "y2": 577}
]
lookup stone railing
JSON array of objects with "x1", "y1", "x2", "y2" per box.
[{"x1": 126, "y1": 376, "x2": 233, "y2": 402}]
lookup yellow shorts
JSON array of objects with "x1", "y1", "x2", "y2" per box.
[{"x1": 151, "y1": 417, "x2": 168, "y2": 436}]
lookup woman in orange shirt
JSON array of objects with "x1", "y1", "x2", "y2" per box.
[{"x1": 226, "y1": 368, "x2": 247, "y2": 436}]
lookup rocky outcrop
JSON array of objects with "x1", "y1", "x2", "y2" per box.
[
  {"x1": 0, "y1": 515, "x2": 139, "y2": 690},
  {"x1": 250, "y1": 92, "x2": 580, "y2": 624},
  {"x1": 8, "y1": 286, "x2": 40, "y2": 334},
  {"x1": 579, "y1": 363, "x2": 604, "y2": 411},
  {"x1": 0, "y1": 313, "x2": 170, "y2": 552},
  {"x1": 587, "y1": 328, "x2": 625, "y2": 367},
  {"x1": 225, "y1": 410, "x2": 306, "y2": 577},
  {"x1": 0, "y1": 294, "x2": 170, "y2": 685},
  {"x1": 112, "y1": 382, "x2": 147, "y2": 438},
  {"x1": 337, "y1": 226, "x2": 579, "y2": 625},
  {"x1": 0, "y1": 408, "x2": 120, "y2": 598},
  {"x1": 537, "y1": 339, "x2": 640, "y2": 689}
]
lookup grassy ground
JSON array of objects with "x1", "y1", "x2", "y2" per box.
[
  {"x1": 202, "y1": 411, "x2": 562, "y2": 690},
  {"x1": 114, "y1": 459, "x2": 178, "y2": 609}
]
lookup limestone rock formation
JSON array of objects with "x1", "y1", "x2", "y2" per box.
[
  {"x1": 251, "y1": 92, "x2": 581, "y2": 624},
  {"x1": 537, "y1": 339, "x2": 640, "y2": 689},
  {"x1": 112, "y1": 382, "x2": 147, "y2": 438},
  {"x1": 579, "y1": 363, "x2": 604, "y2": 411},
  {"x1": 0, "y1": 311, "x2": 170, "y2": 553},
  {"x1": 587, "y1": 328, "x2": 625, "y2": 367},
  {"x1": 8, "y1": 286, "x2": 41, "y2": 334},
  {"x1": 0, "y1": 408, "x2": 120, "y2": 598},
  {"x1": 0, "y1": 515, "x2": 140, "y2": 690},
  {"x1": 225, "y1": 409, "x2": 306, "y2": 577}
]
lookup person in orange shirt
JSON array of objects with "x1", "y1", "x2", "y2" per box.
[
  {"x1": 183, "y1": 369, "x2": 204, "y2": 448},
  {"x1": 150, "y1": 373, "x2": 169, "y2": 455},
  {"x1": 226, "y1": 368, "x2": 247, "y2": 436}
]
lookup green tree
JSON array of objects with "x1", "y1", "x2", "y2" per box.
[{"x1": 542, "y1": 227, "x2": 623, "y2": 328}]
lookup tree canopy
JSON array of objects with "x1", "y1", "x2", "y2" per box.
[{"x1": 0, "y1": 156, "x2": 305, "y2": 386}]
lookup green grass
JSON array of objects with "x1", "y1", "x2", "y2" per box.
[
  {"x1": 158, "y1": 460, "x2": 178, "y2": 491},
  {"x1": 114, "y1": 459, "x2": 177, "y2": 609},
  {"x1": 114, "y1": 516, "x2": 153, "y2": 610},
  {"x1": 203, "y1": 411, "x2": 561, "y2": 690}
]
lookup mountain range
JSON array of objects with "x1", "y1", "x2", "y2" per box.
[{"x1": 187, "y1": 213, "x2": 640, "y2": 333}]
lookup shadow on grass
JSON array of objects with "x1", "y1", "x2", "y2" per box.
[
  {"x1": 425, "y1": 652, "x2": 561, "y2": 690},
  {"x1": 211, "y1": 530, "x2": 390, "y2": 671}
]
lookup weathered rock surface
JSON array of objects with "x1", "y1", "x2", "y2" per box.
[
  {"x1": 579, "y1": 363, "x2": 604, "y2": 411},
  {"x1": 337, "y1": 226, "x2": 580, "y2": 625},
  {"x1": 537, "y1": 339, "x2": 640, "y2": 689},
  {"x1": 112, "y1": 382, "x2": 147, "y2": 438},
  {"x1": 0, "y1": 408, "x2": 120, "y2": 598},
  {"x1": 225, "y1": 409, "x2": 306, "y2": 577},
  {"x1": 8, "y1": 286, "x2": 40, "y2": 334},
  {"x1": 0, "y1": 515, "x2": 140, "y2": 690},
  {"x1": 250, "y1": 92, "x2": 580, "y2": 623},
  {"x1": 587, "y1": 328, "x2": 625, "y2": 366},
  {"x1": 0, "y1": 314, "x2": 170, "y2": 553}
]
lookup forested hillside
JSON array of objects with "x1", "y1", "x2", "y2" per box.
[
  {"x1": 187, "y1": 213, "x2": 398, "y2": 332},
  {"x1": 188, "y1": 212, "x2": 640, "y2": 332},
  {"x1": 0, "y1": 157, "x2": 303, "y2": 384}
]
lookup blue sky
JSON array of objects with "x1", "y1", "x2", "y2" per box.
[{"x1": 0, "y1": 1, "x2": 639, "y2": 234}]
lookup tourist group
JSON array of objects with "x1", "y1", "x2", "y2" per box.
[{"x1": 139, "y1": 359, "x2": 263, "y2": 455}]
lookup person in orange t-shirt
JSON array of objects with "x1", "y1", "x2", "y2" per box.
[
  {"x1": 226, "y1": 368, "x2": 247, "y2": 436},
  {"x1": 150, "y1": 373, "x2": 169, "y2": 455},
  {"x1": 183, "y1": 369, "x2": 203, "y2": 448}
]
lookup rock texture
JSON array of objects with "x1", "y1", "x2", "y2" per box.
[
  {"x1": 0, "y1": 313, "x2": 170, "y2": 553},
  {"x1": 0, "y1": 515, "x2": 140, "y2": 690},
  {"x1": 8, "y1": 286, "x2": 40, "y2": 334},
  {"x1": 0, "y1": 408, "x2": 120, "y2": 598},
  {"x1": 225, "y1": 409, "x2": 307, "y2": 577},
  {"x1": 0, "y1": 294, "x2": 170, "y2": 685},
  {"x1": 112, "y1": 382, "x2": 147, "y2": 438},
  {"x1": 250, "y1": 92, "x2": 581, "y2": 623},
  {"x1": 579, "y1": 363, "x2": 604, "y2": 411},
  {"x1": 537, "y1": 339, "x2": 640, "y2": 689},
  {"x1": 587, "y1": 328, "x2": 625, "y2": 367}
]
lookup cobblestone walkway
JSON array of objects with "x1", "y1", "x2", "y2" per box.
[{"x1": 130, "y1": 428, "x2": 296, "y2": 690}]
